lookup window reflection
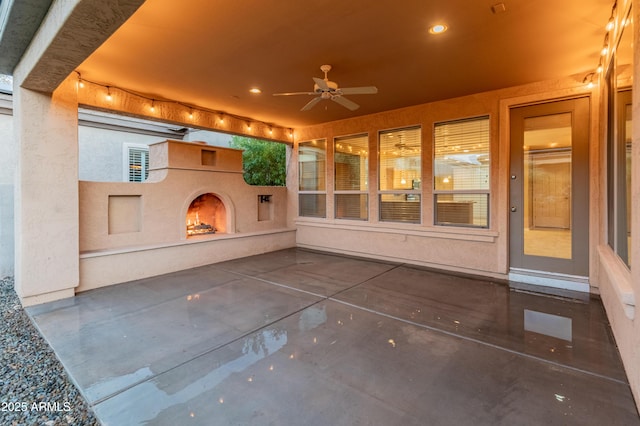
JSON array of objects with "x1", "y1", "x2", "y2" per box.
[
  {"x1": 335, "y1": 134, "x2": 369, "y2": 220},
  {"x1": 434, "y1": 116, "x2": 490, "y2": 227},
  {"x1": 378, "y1": 127, "x2": 421, "y2": 223},
  {"x1": 523, "y1": 113, "x2": 572, "y2": 259},
  {"x1": 607, "y1": 5, "x2": 633, "y2": 268},
  {"x1": 298, "y1": 139, "x2": 327, "y2": 218}
]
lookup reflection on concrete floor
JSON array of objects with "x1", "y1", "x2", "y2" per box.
[{"x1": 27, "y1": 248, "x2": 639, "y2": 425}]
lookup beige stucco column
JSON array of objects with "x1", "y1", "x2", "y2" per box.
[
  {"x1": 11, "y1": 0, "x2": 145, "y2": 305},
  {"x1": 13, "y1": 78, "x2": 79, "y2": 305}
]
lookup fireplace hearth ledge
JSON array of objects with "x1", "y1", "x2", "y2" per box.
[
  {"x1": 79, "y1": 227, "x2": 297, "y2": 258},
  {"x1": 77, "y1": 228, "x2": 297, "y2": 292}
]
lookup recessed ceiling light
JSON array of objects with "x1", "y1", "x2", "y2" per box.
[
  {"x1": 249, "y1": 88, "x2": 262, "y2": 94},
  {"x1": 429, "y1": 24, "x2": 447, "y2": 34}
]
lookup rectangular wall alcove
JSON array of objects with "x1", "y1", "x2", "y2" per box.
[
  {"x1": 108, "y1": 195, "x2": 142, "y2": 234},
  {"x1": 258, "y1": 195, "x2": 273, "y2": 221}
]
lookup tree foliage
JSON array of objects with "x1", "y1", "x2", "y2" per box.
[{"x1": 229, "y1": 136, "x2": 287, "y2": 186}]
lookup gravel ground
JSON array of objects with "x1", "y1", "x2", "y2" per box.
[{"x1": 0, "y1": 277, "x2": 99, "y2": 426}]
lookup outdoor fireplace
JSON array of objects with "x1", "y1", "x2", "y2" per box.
[
  {"x1": 79, "y1": 140, "x2": 292, "y2": 293},
  {"x1": 186, "y1": 193, "x2": 226, "y2": 237}
]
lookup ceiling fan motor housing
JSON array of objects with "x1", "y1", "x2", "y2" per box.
[
  {"x1": 273, "y1": 64, "x2": 376, "y2": 111},
  {"x1": 314, "y1": 80, "x2": 338, "y2": 94}
]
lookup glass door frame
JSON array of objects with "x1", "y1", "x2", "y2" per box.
[{"x1": 509, "y1": 97, "x2": 590, "y2": 277}]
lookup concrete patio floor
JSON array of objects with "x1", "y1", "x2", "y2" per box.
[{"x1": 27, "y1": 248, "x2": 639, "y2": 425}]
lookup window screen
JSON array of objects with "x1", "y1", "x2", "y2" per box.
[{"x1": 434, "y1": 116, "x2": 490, "y2": 227}]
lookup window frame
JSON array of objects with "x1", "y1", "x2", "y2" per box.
[
  {"x1": 433, "y1": 115, "x2": 491, "y2": 228},
  {"x1": 606, "y1": 8, "x2": 633, "y2": 268},
  {"x1": 123, "y1": 143, "x2": 150, "y2": 182},
  {"x1": 298, "y1": 139, "x2": 327, "y2": 218},
  {"x1": 377, "y1": 126, "x2": 422, "y2": 224},
  {"x1": 334, "y1": 133, "x2": 369, "y2": 220}
]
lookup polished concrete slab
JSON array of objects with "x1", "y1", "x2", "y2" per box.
[{"x1": 27, "y1": 248, "x2": 640, "y2": 425}]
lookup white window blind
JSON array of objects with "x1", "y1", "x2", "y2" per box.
[
  {"x1": 335, "y1": 134, "x2": 368, "y2": 191},
  {"x1": 434, "y1": 117, "x2": 489, "y2": 191},
  {"x1": 335, "y1": 134, "x2": 368, "y2": 220},
  {"x1": 379, "y1": 127, "x2": 421, "y2": 191},
  {"x1": 378, "y1": 127, "x2": 421, "y2": 223},
  {"x1": 298, "y1": 139, "x2": 327, "y2": 217},
  {"x1": 434, "y1": 116, "x2": 490, "y2": 227},
  {"x1": 298, "y1": 140, "x2": 326, "y2": 191},
  {"x1": 124, "y1": 144, "x2": 149, "y2": 182}
]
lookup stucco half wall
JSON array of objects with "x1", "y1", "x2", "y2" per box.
[
  {"x1": 78, "y1": 140, "x2": 295, "y2": 291},
  {"x1": 296, "y1": 221, "x2": 502, "y2": 278}
]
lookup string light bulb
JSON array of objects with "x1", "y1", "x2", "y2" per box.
[
  {"x1": 606, "y1": 16, "x2": 615, "y2": 32},
  {"x1": 582, "y1": 72, "x2": 595, "y2": 89},
  {"x1": 607, "y1": 2, "x2": 618, "y2": 32},
  {"x1": 581, "y1": 1, "x2": 621, "y2": 91},
  {"x1": 601, "y1": 33, "x2": 610, "y2": 56},
  {"x1": 72, "y1": 69, "x2": 291, "y2": 141},
  {"x1": 76, "y1": 72, "x2": 84, "y2": 89}
]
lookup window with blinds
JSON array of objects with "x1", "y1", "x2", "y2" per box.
[
  {"x1": 124, "y1": 144, "x2": 150, "y2": 182},
  {"x1": 434, "y1": 116, "x2": 490, "y2": 227},
  {"x1": 378, "y1": 127, "x2": 421, "y2": 223},
  {"x1": 335, "y1": 134, "x2": 368, "y2": 220},
  {"x1": 298, "y1": 139, "x2": 327, "y2": 217}
]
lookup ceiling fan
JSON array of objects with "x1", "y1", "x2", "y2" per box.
[{"x1": 273, "y1": 65, "x2": 378, "y2": 111}]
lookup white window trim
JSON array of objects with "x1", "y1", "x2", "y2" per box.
[{"x1": 123, "y1": 143, "x2": 150, "y2": 182}]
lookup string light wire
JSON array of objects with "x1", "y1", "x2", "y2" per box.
[
  {"x1": 74, "y1": 71, "x2": 292, "y2": 140},
  {"x1": 583, "y1": 0, "x2": 619, "y2": 89}
]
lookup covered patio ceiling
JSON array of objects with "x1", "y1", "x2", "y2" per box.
[{"x1": 4, "y1": 0, "x2": 613, "y2": 128}]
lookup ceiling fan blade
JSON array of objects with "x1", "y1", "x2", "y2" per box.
[
  {"x1": 301, "y1": 97, "x2": 322, "y2": 111},
  {"x1": 339, "y1": 86, "x2": 378, "y2": 95},
  {"x1": 313, "y1": 77, "x2": 330, "y2": 91},
  {"x1": 332, "y1": 95, "x2": 360, "y2": 111},
  {"x1": 273, "y1": 91, "x2": 316, "y2": 96}
]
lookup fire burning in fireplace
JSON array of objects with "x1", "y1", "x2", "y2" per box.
[{"x1": 186, "y1": 193, "x2": 226, "y2": 237}]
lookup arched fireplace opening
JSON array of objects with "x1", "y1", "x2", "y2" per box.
[{"x1": 186, "y1": 193, "x2": 226, "y2": 237}]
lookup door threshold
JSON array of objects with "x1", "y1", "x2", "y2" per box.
[{"x1": 508, "y1": 268, "x2": 590, "y2": 293}]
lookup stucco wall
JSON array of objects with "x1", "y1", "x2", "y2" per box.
[
  {"x1": 78, "y1": 140, "x2": 294, "y2": 290},
  {"x1": 78, "y1": 126, "x2": 160, "y2": 182},
  {"x1": 183, "y1": 129, "x2": 232, "y2": 146},
  {"x1": 80, "y1": 140, "x2": 290, "y2": 252},
  {"x1": 294, "y1": 77, "x2": 596, "y2": 280},
  {"x1": 0, "y1": 100, "x2": 14, "y2": 278},
  {"x1": 594, "y1": 0, "x2": 639, "y2": 410},
  {"x1": 78, "y1": 110, "x2": 235, "y2": 182}
]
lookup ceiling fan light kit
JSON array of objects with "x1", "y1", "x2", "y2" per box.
[{"x1": 273, "y1": 64, "x2": 378, "y2": 111}]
